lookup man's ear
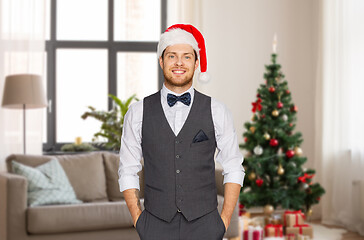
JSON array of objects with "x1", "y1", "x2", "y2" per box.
[
  {"x1": 194, "y1": 59, "x2": 199, "y2": 71},
  {"x1": 159, "y1": 56, "x2": 164, "y2": 69}
]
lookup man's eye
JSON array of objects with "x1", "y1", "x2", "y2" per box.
[
  {"x1": 185, "y1": 56, "x2": 191, "y2": 59},
  {"x1": 169, "y1": 55, "x2": 174, "y2": 58}
]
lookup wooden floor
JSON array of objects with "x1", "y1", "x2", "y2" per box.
[{"x1": 312, "y1": 220, "x2": 364, "y2": 240}]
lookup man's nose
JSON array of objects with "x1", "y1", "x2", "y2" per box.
[{"x1": 175, "y1": 57, "x2": 183, "y2": 66}]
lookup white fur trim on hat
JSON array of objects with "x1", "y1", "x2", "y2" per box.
[{"x1": 157, "y1": 28, "x2": 200, "y2": 58}]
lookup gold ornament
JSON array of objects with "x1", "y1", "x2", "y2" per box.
[
  {"x1": 272, "y1": 109, "x2": 279, "y2": 117},
  {"x1": 306, "y1": 208, "x2": 313, "y2": 217},
  {"x1": 277, "y1": 164, "x2": 285, "y2": 175},
  {"x1": 250, "y1": 126, "x2": 256, "y2": 133},
  {"x1": 264, "y1": 132, "x2": 271, "y2": 140},
  {"x1": 263, "y1": 204, "x2": 274, "y2": 215},
  {"x1": 248, "y1": 172, "x2": 256, "y2": 181},
  {"x1": 294, "y1": 146, "x2": 303, "y2": 156}
]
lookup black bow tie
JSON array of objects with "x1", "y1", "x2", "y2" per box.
[{"x1": 167, "y1": 92, "x2": 191, "y2": 107}]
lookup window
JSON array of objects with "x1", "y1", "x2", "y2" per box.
[{"x1": 43, "y1": 0, "x2": 166, "y2": 152}]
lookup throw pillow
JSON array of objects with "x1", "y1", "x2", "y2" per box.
[{"x1": 11, "y1": 158, "x2": 82, "y2": 207}]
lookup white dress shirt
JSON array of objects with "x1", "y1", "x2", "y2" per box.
[{"x1": 118, "y1": 84, "x2": 245, "y2": 192}]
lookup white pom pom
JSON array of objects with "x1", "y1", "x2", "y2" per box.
[{"x1": 198, "y1": 72, "x2": 211, "y2": 83}]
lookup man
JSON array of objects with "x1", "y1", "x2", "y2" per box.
[{"x1": 118, "y1": 24, "x2": 245, "y2": 240}]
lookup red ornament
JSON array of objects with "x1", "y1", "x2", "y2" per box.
[
  {"x1": 244, "y1": 137, "x2": 248, "y2": 142},
  {"x1": 277, "y1": 102, "x2": 284, "y2": 109},
  {"x1": 316, "y1": 197, "x2": 321, "y2": 201},
  {"x1": 286, "y1": 150, "x2": 295, "y2": 158},
  {"x1": 269, "y1": 86, "x2": 276, "y2": 93},
  {"x1": 269, "y1": 139, "x2": 279, "y2": 147},
  {"x1": 286, "y1": 90, "x2": 290, "y2": 94},
  {"x1": 256, "y1": 93, "x2": 261, "y2": 97},
  {"x1": 290, "y1": 105, "x2": 298, "y2": 112},
  {"x1": 261, "y1": 114, "x2": 266, "y2": 119},
  {"x1": 252, "y1": 98, "x2": 262, "y2": 113},
  {"x1": 289, "y1": 123, "x2": 293, "y2": 127},
  {"x1": 239, "y1": 203, "x2": 245, "y2": 209},
  {"x1": 256, "y1": 178, "x2": 264, "y2": 187},
  {"x1": 298, "y1": 173, "x2": 315, "y2": 183}
]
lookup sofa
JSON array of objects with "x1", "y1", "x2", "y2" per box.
[{"x1": 0, "y1": 151, "x2": 240, "y2": 240}]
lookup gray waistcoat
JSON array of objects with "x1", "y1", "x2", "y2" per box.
[{"x1": 141, "y1": 89, "x2": 218, "y2": 222}]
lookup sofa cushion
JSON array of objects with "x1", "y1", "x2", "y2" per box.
[
  {"x1": 6, "y1": 152, "x2": 108, "y2": 202},
  {"x1": 102, "y1": 152, "x2": 145, "y2": 200},
  {"x1": 27, "y1": 200, "x2": 145, "y2": 234},
  {"x1": 11, "y1": 159, "x2": 82, "y2": 206}
]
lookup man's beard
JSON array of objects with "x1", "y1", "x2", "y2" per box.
[{"x1": 163, "y1": 70, "x2": 194, "y2": 88}]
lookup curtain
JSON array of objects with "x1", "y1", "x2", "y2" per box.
[
  {"x1": 0, "y1": 0, "x2": 47, "y2": 171},
  {"x1": 317, "y1": 0, "x2": 364, "y2": 235}
]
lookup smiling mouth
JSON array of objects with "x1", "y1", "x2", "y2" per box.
[{"x1": 172, "y1": 70, "x2": 186, "y2": 75}]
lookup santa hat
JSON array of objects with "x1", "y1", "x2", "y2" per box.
[{"x1": 157, "y1": 24, "x2": 210, "y2": 82}]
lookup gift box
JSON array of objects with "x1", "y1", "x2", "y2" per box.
[
  {"x1": 265, "y1": 215, "x2": 282, "y2": 225},
  {"x1": 283, "y1": 210, "x2": 305, "y2": 227},
  {"x1": 285, "y1": 233, "x2": 295, "y2": 240},
  {"x1": 243, "y1": 225, "x2": 264, "y2": 240},
  {"x1": 240, "y1": 216, "x2": 250, "y2": 232},
  {"x1": 297, "y1": 235, "x2": 311, "y2": 240},
  {"x1": 285, "y1": 224, "x2": 313, "y2": 239},
  {"x1": 264, "y1": 224, "x2": 283, "y2": 237},
  {"x1": 263, "y1": 237, "x2": 284, "y2": 240}
]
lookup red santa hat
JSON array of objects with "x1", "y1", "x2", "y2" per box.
[{"x1": 157, "y1": 24, "x2": 210, "y2": 82}]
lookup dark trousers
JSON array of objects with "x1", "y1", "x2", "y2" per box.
[{"x1": 135, "y1": 208, "x2": 226, "y2": 240}]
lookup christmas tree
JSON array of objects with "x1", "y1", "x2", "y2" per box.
[{"x1": 239, "y1": 53, "x2": 325, "y2": 215}]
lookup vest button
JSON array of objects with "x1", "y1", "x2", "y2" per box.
[
  {"x1": 177, "y1": 209, "x2": 181, "y2": 212},
  {"x1": 175, "y1": 140, "x2": 179, "y2": 144},
  {"x1": 176, "y1": 155, "x2": 180, "y2": 159},
  {"x1": 176, "y1": 169, "x2": 180, "y2": 174}
]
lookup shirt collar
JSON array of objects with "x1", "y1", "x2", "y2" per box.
[{"x1": 161, "y1": 83, "x2": 194, "y2": 105}]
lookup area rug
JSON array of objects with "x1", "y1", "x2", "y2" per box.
[{"x1": 310, "y1": 223, "x2": 347, "y2": 240}]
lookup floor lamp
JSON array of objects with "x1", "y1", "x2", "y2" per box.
[{"x1": 1, "y1": 74, "x2": 47, "y2": 154}]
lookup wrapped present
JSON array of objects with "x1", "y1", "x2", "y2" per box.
[
  {"x1": 283, "y1": 210, "x2": 305, "y2": 227},
  {"x1": 297, "y1": 235, "x2": 311, "y2": 240},
  {"x1": 263, "y1": 237, "x2": 284, "y2": 240},
  {"x1": 285, "y1": 233, "x2": 295, "y2": 240},
  {"x1": 240, "y1": 216, "x2": 250, "y2": 232},
  {"x1": 285, "y1": 224, "x2": 313, "y2": 239},
  {"x1": 265, "y1": 215, "x2": 282, "y2": 225},
  {"x1": 243, "y1": 225, "x2": 264, "y2": 240},
  {"x1": 264, "y1": 224, "x2": 283, "y2": 237}
]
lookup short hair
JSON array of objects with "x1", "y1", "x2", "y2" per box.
[{"x1": 161, "y1": 49, "x2": 198, "y2": 62}]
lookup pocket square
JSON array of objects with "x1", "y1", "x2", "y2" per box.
[{"x1": 192, "y1": 130, "x2": 209, "y2": 143}]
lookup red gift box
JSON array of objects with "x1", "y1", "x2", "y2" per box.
[
  {"x1": 243, "y1": 226, "x2": 263, "y2": 240},
  {"x1": 264, "y1": 224, "x2": 283, "y2": 237}
]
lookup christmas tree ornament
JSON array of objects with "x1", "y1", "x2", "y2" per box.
[
  {"x1": 248, "y1": 172, "x2": 256, "y2": 181},
  {"x1": 244, "y1": 137, "x2": 248, "y2": 142},
  {"x1": 277, "y1": 102, "x2": 284, "y2": 109},
  {"x1": 263, "y1": 204, "x2": 274, "y2": 215},
  {"x1": 269, "y1": 139, "x2": 279, "y2": 147},
  {"x1": 256, "y1": 178, "x2": 264, "y2": 187},
  {"x1": 290, "y1": 105, "x2": 298, "y2": 112},
  {"x1": 250, "y1": 126, "x2": 256, "y2": 133},
  {"x1": 264, "y1": 132, "x2": 271, "y2": 140},
  {"x1": 306, "y1": 208, "x2": 313, "y2": 217},
  {"x1": 286, "y1": 149, "x2": 295, "y2": 158},
  {"x1": 269, "y1": 86, "x2": 276, "y2": 93},
  {"x1": 252, "y1": 98, "x2": 263, "y2": 113},
  {"x1": 256, "y1": 93, "x2": 261, "y2": 97},
  {"x1": 277, "y1": 164, "x2": 285, "y2": 175},
  {"x1": 289, "y1": 123, "x2": 293, "y2": 127},
  {"x1": 275, "y1": 76, "x2": 281, "y2": 82},
  {"x1": 254, "y1": 145, "x2": 263, "y2": 155},
  {"x1": 282, "y1": 114, "x2": 288, "y2": 121},
  {"x1": 301, "y1": 183, "x2": 309, "y2": 190},
  {"x1": 286, "y1": 89, "x2": 290, "y2": 94},
  {"x1": 261, "y1": 114, "x2": 266, "y2": 119},
  {"x1": 294, "y1": 146, "x2": 303, "y2": 156},
  {"x1": 272, "y1": 109, "x2": 279, "y2": 117},
  {"x1": 278, "y1": 148, "x2": 283, "y2": 155}
]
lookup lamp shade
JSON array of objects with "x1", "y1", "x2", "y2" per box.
[{"x1": 2, "y1": 74, "x2": 47, "y2": 109}]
